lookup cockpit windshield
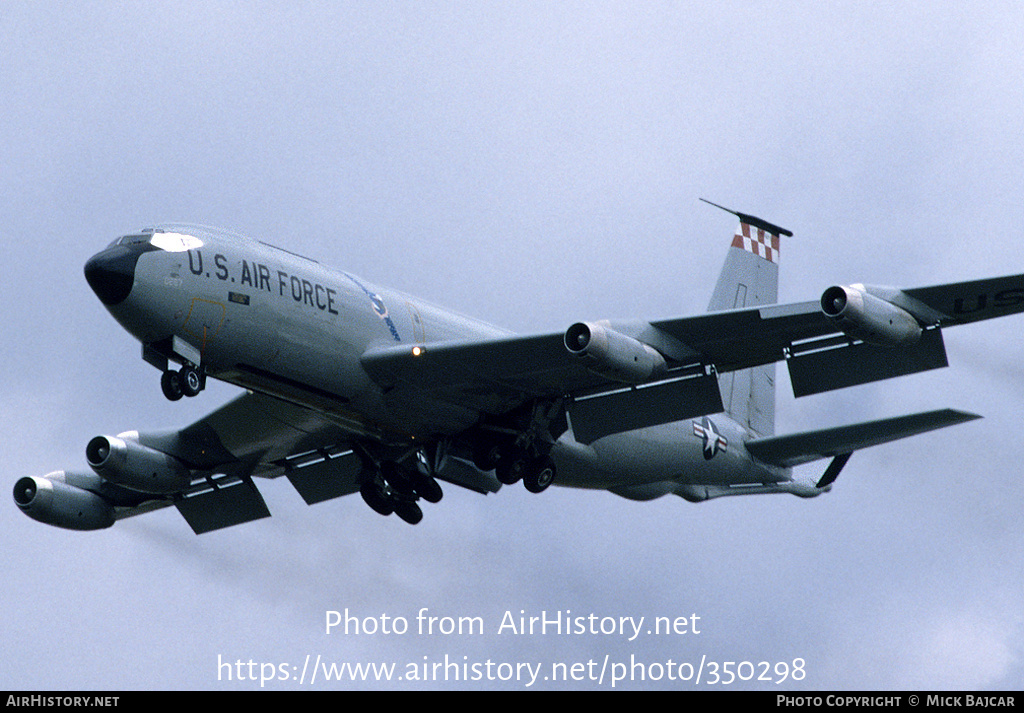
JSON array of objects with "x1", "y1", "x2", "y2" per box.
[
  {"x1": 108, "y1": 230, "x2": 204, "y2": 252},
  {"x1": 113, "y1": 234, "x2": 152, "y2": 247}
]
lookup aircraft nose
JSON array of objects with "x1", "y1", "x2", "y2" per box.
[{"x1": 84, "y1": 245, "x2": 142, "y2": 306}]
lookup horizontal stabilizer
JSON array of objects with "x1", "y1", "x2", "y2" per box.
[{"x1": 745, "y1": 408, "x2": 980, "y2": 468}]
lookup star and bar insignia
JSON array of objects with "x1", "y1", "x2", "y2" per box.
[{"x1": 692, "y1": 416, "x2": 728, "y2": 459}]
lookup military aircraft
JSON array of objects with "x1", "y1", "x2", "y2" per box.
[{"x1": 14, "y1": 202, "x2": 1024, "y2": 532}]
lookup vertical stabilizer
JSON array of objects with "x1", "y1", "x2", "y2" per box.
[{"x1": 702, "y1": 200, "x2": 791, "y2": 436}]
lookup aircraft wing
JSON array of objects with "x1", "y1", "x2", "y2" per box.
[
  {"x1": 361, "y1": 300, "x2": 828, "y2": 408},
  {"x1": 783, "y1": 274, "x2": 1024, "y2": 397},
  {"x1": 363, "y1": 331, "x2": 624, "y2": 418},
  {"x1": 361, "y1": 300, "x2": 838, "y2": 443},
  {"x1": 110, "y1": 391, "x2": 500, "y2": 534},
  {"x1": 362, "y1": 272, "x2": 1024, "y2": 442},
  {"x1": 901, "y1": 273, "x2": 1024, "y2": 326},
  {"x1": 652, "y1": 272, "x2": 1024, "y2": 376}
]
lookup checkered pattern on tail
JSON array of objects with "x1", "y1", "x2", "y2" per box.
[{"x1": 731, "y1": 223, "x2": 780, "y2": 263}]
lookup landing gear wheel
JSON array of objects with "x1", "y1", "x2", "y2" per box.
[
  {"x1": 360, "y1": 480, "x2": 394, "y2": 516},
  {"x1": 523, "y1": 456, "x2": 556, "y2": 493},
  {"x1": 393, "y1": 500, "x2": 423, "y2": 525},
  {"x1": 180, "y1": 365, "x2": 203, "y2": 397},
  {"x1": 496, "y1": 454, "x2": 527, "y2": 485},
  {"x1": 380, "y1": 461, "x2": 414, "y2": 495},
  {"x1": 411, "y1": 471, "x2": 443, "y2": 503},
  {"x1": 472, "y1": 437, "x2": 504, "y2": 471},
  {"x1": 160, "y1": 370, "x2": 183, "y2": 401}
]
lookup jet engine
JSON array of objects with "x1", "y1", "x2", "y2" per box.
[
  {"x1": 13, "y1": 472, "x2": 115, "y2": 531},
  {"x1": 564, "y1": 321, "x2": 667, "y2": 383},
  {"x1": 820, "y1": 285, "x2": 922, "y2": 346},
  {"x1": 86, "y1": 434, "x2": 193, "y2": 494}
]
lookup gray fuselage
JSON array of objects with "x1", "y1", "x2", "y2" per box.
[{"x1": 86, "y1": 224, "x2": 794, "y2": 499}]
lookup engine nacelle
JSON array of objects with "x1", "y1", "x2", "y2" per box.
[
  {"x1": 13, "y1": 472, "x2": 115, "y2": 531},
  {"x1": 564, "y1": 321, "x2": 667, "y2": 384},
  {"x1": 820, "y1": 284, "x2": 922, "y2": 346},
  {"x1": 86, "y1": 434, "x2": 192, "y2": 494}
]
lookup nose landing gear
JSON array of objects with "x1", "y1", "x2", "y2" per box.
[
  {"x1": 160, "y1": 364, "x2": 205, "y2": 401},
  {"x1": 145, "y1": 338, "x2": 207, "y2": 402}
]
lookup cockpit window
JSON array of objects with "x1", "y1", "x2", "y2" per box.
[
  {"x1": 116, "y1": 235, "x2": 152, "y2": 246},
  {"x1": 107, "y1": 231, "x2": 204, "y2": 251}
]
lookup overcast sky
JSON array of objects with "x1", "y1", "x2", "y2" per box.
[{"x1": 3, "y1": 1, "x2": 1023, "y2": 691}]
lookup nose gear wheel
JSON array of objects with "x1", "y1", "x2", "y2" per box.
[{"x1": 160, "y1": 364, "x2": 205, "y2": 401}]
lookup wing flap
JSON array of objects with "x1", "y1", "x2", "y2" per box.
[
  {"x1": 285, "y1": 450, "x2": 363, "y2": 505},
  {"x1": 568, "y1": 374, "x2": 723, "y2": 444},
  {"x1": 786, "y1": 327, "x2": 949, "y2": 397},
  {"x1": 745, "y1": 408, "x2": 980, "y2": 468},
  {"x1": 174, "y1": 477, "x2": 271, "y2": 534}
]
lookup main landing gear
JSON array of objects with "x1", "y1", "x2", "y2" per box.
[
  {"x1": 490, "y1": 447, "x2": 557, "y2": 494},
  {"x1": 160, "y1": 364, "x2": 205, "y2": 401},
  {"x1": 359, "y1": 452, "x2": 444, "y2": 525},
  {"x1": 469, "y1": 398, "x2": 563, "y2": 495},
  {"x1": 471, "y1": 433, "x2": 558, "y2": 494}
]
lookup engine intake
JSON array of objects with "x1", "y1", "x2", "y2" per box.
[
  {"x1": 13, "y1": 473, "x2": 114, "y2": 531},
  {"x1": 564, "y1": 321, "x2": 667, "y2": 384},
  {"x1": 87, "y1": 434, "x2": 193, "y2": 494},
  {"x1": 820, "y1": 285, "x2": 922, "y2": 346}
]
